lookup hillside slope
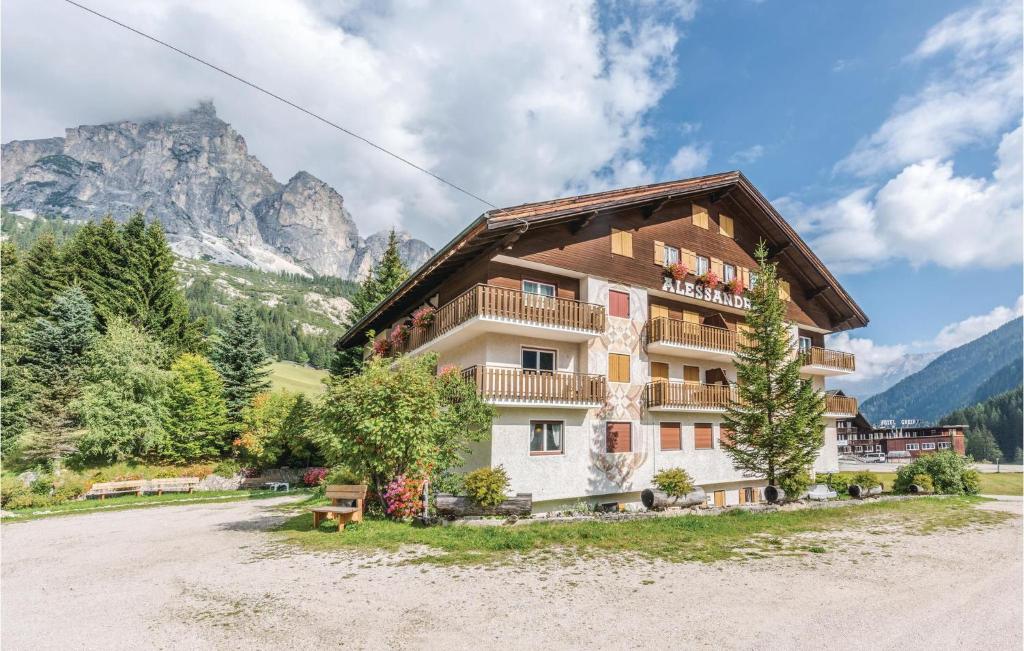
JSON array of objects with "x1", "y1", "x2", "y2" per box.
[
  {"x1": 941, "y1": 386, "x2": 1023, "y2": 461},
  {"x1": 861, "y1": 317, "x2": 1023, "y2": 422}
]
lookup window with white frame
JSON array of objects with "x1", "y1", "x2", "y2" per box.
[
  {"x1": 748, "y1": 271, "x2": 759, "y2": 288},
  {"x1": 522, "y1": 348, "x2": 555, "y2": 374},
  {"x1": 530, "y1": 421, "x2": 563, "y2": 455},
  {"x1": 875, "y1": 444, "x2": 882, "y2": 452},
  {"x1": 906, "y1": 443, "x2": 919, "y2": 451},
  {"x1": 799, "y1": 336, "x2": 812, "y2": 352},
  {"x1": 723, "y1": 263, "x2": 736, "y2": 283},
  {"x1": 663, "y1": 245, "x2": 680, "y2": 266},
  {"x1": 938, "y1": 442, "x2": 951, "y2": 449},
  {"x1": 522, "y1": 280, "x2": 556, "y2": 297},
  {"x1": 921, "y1": 442, "x2": 936, "y2": 450},
  {"x1": 855, "y1": 445, "x2": 864, "y2": 453},
  {"x1": 696, "y1": 255, "x2": 709, "y2": 276}
]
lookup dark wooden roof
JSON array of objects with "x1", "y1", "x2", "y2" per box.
[{"x1": 337, "y1": 171, "x2": 869, "y2": 347}]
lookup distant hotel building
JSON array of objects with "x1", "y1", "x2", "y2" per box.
[
  {"x1": 338, "y1": 172, "x2": 868, "y2": 511},
  {"x1": 837, "y1": 412, "x2": 966, "y2": 459}
]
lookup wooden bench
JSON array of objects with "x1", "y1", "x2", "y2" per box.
[
  {"x1": 87, "y1": 480, "x2": 146, "y2": 499},
  {"x1": 148, "y1": 477, "x2": 199, "y2": 495},
  {"x1": 311, "y1": 484, "x2": 367, "y2": 531}
]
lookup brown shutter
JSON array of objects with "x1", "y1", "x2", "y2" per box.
[
  {"x1": 737, "y1": 487, "x2": 746, "y2": 504},
  {"x1": 694, "y1": 423, "x2": 713, "y2": 449},
  {"x1": 650, "y1": 361, "x2": 669, "y2": 382},
  {"x1": 654, "y1": 240, "x2": 665, "y2": 265},
  {"x1": 609, "y1": 290, "x2": 629, "y2": 318},
  {"x1": 650, "y1": 304, "x2": 669, "y2": 321},
  {"x1": 681, "y1": 248, "x2": 697, "y2": 271},
  {"x1": 711, "y1": 257, "x2": 724, "y2": 279},
  {"x1": 607, "y1": 422, "x2": 632, "y2": 453},
  {"x1": 609, "y1": 353, "x2": 630, "y2": 383},
  {"x1": 659, "y1": 422, "x2": 681, "y2": 450},
  {"x1": 779, "y1": 280, "x2": 791, "y2": 301},
  {"x1": 692, "y1": 203, "x2": 709, "y2": 229},
  {"x1": 683, "y1": 365, "x2": 700, "y2": 384},
  {"x1": 611, "y1": 229, "x2": 633, "y2": 257},
  {"x1": 719, "y1": 214, "x2": 734, "y2": 238},
  {"x1": 682, "y1": 310, "x2": 700, "y2": 325},
  {"x1": 713, "y1": 490, "x2": 725, "y2": 507}
]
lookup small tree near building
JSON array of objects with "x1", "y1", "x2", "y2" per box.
[
  {"x1": 722, "y1": 242, "x2": 825, "y2": 488},
  {"x1": 211, "y1": 302, "x2": 271, "y2": 419}
]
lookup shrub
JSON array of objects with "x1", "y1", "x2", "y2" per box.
[
  {"x1": 30, "y1": 474, "x2": 55, "y2": 496},
  {"x1": 430, "y1": 471, "x2": 466, "y2": 495},
  {"x1": 911, "y1": 473, "x2": 934, "y2": 493},
  {"x1": 893, "y1": 450, "x2": 978, "y2": 495},
  {"x1": 382, "y1": 474, "x2": 424, "y2": 519},
  {"x1": 325, "y1": 466, "x2": 364, "y2": 486},
  {"x1": 303, "y1": 467, "x2": 328, "y2": 486},
  {"x1": 213, "y1": 459, "x2": 242, "y2": 478},
  {"x1": 820, "y1": 473, "x2": 849, "y2": 494},
  {"x1": 652, "y1": 468, "x2": 694, "y2": 497},
  {"x1": 5, "y1": 492, "x2": 55, "y2": 510},
  {"x1": 52, "y1": 474, "x2": 90, "y2": 502},
  {"x1": 1, "y1": 475, "x2": 31, "y2": 508},
  {"x1": 849, "y1": 471, "x2": 881, "y2": 489},
  {"x1": 777, "y1": 469, "x2": 811, "y2": 499},
  {"x1": 464, "y1": 466, "x2": 510, "y2": 508}
]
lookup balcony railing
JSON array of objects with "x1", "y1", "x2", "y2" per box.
[
  {"x1": 461, "y1": 366, "x2": 606, "y2": 405},
  {"x1": 395, "y1": 284, "x2": 606, "y2": 354},
  {"x1": 645, "y1": 381, "x2": 736, "y2": 410},
  {"x1": 825, "y1": 394, "x2": 858, "y2": 415},
  {"x1": 800, "y1": 346, "x2": 856, "y2": 372},
  {"x1": 646, "y1": 317, "x2": 747, "y2": 353}
]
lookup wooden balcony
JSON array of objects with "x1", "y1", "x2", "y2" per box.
[
  {"x1": 461, "y1": 366, "x2": 606, "y2": 407},
  {"x1": 825, "y1": 394, "x2": 858, "y2": 416},
  {"x1": 394, "y1": 284, "x2": 605, "y2": 355},
  {"x1": 800, "y1": 346, "x2": 856, "y2": 375},
  {"x1": 645, "y1": 381, "x2": 736, "y2": 411},
  {"x1": 646, "y1": 317, "x2": 748, "y2": 362}
]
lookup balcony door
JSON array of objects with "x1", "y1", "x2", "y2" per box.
[{"x1": 522, "y1": 279, "x2": 557, "y2": 320}]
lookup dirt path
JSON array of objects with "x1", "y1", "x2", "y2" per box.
[{"x1": 2, "y1": 497, "x2": 1020, "y2": 650}]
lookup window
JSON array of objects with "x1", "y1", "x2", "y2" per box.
[
  {"x1": 608, "y1": 353, "x2": 630, "y2": 383},
  {"x1": 723, "y1": 264, "x2": 736, "y2": 283},
  {"x1": 748, "y1": 271, "x2": 759, "y2": 288},
  {"x1": 906, "y1": 443, "x2": 919, "y2": 451},
  {"x1": 694, "y1": 423, "x2": 713, "y2": 449},
  {"x1": 660, "y1": 422, "x2": 681, "y2": 451},
  {"x1": 799, "y1": 336, "x2": 812, "y2": 352},
  {"x1": 719, "y1": 214, "x2": 734, "y2": 238},
  {"x1": 522, "y1": 348, "x2": 555, "y2": 373},
  {"x1": 938, "y1": 442, "x2": 951, "y2": 449},
  {"x1": 522, "y1": 280, "x2": 555, "y2": 297},
  {"x1": 875, "y1": 444, "x2": 882, "y2": 452},
  {"x1": 921, "y1": 442, "x2": 936, "y2": 450},
  {"x1": 692, "y1": 203, "x2": 709, "y2": 229},
  {"x1": 530, "y1": 421, "x2": 563, "y2": 455},
  {"x1": 695, "y1": 255, "x2": 710, "y2": 276},
  {"x1": 683, "y1": 365, "x2": 700, "y2": 384},
  {"x1": 611, "y1": 228, "x2": 633, "y2": 257},
  {"x1": 663, "y1": 245, "x2": 680, "y2": 265},
  {"x1": 650, "y1": 361, "x2": 669, "y2": 383},
  {"x1": 608, "y1": 290, "x2": 630, "y2": 318},
  {"x1": 606, "y1": 422, "x2": 632, "y2": 453},
  {"x1": 855, "y1": 445, "x2": 864, "y2": 453}
]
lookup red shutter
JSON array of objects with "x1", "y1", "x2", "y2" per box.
[
  {"x1": 694, "y1": 423, "x2": 713, "y2": 449},
  {"x1": 606, "y1": 422, "x2": 632, "y2": 453},
  {"x1": 609, "y1": 290, "x2": 630, "y2": 318},
  {"x1": 660, "y1": 422, "x2": 681, "y2": 450}
]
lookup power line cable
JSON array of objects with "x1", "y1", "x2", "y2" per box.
[{"x1": 61, "y1": 0, "x2": 502, "y2": 212}]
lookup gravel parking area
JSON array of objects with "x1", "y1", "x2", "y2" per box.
[{"x1": 2, "y1": 496, "x2": 1020, "y2": 650}]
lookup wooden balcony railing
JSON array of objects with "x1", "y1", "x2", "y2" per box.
[
  {"x1": 396, "y1": 284, "x2": 605, "y2": 354},
  {"x1": 461, "y1": 366, "x2": 606, "y2": 404},
  {"x1": 645, "y1": 381, "x2": 736, "y2": 410},
  {"x1": 800, "y1": 346, "x2": 856, "y2": 372},
  {"x1": 826, "y1": 394, "x2": 858, "y2": 415},
  {"x1": 646, "y1": 317, "x2": 749, "y2": 353}
]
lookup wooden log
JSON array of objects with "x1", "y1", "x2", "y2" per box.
[
  {"x1": 641, "y1": 488, "x2": 706, "y2": 510},
  {"x1": 908, "y1": 484, "x2": 928, "y2": 495},
  {"x1": 764, "y1": 485, "x2": 785, "y2": 503},
  {"x1": 434, "y1": 493, "x2": 532, "y2": 518},
  {"x1": 848, "y1": 484, "x2": 883, "y2": 499}
]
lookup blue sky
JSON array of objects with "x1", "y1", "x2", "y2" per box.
[{"x1": 3, "y1": 0, "x2": 1021, "y2": 384}]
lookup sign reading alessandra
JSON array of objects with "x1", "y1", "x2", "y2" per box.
[{"x1": 661, "y1": 277, "x2": 751, "y2": 310}]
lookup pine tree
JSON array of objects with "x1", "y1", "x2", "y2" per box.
[
  {"x1": 5, "y1": 233, "x2": 64, "y2": 321},
  {"x1": 212, "y1": 302, "x2": 271, "y2": 418},
  {"x1": 331, "y1": 229, "x2": 410, "y2": 375},
  {"x1": 18, "y1": 286, "x2": 97, "y2": 465},
  {"x1": 1, "y1": 243, "x2": 30, "y2": 456},
  {"x1": 160, "y1": 353, "x2": 231, "y2": 462},
  {"x1": 723, "y1": 242, "x2": 825, "y2": 488},
  {"x1": 63, "y1": 217, "x2": 132, "y2": 329}
]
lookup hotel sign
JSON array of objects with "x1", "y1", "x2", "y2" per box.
[{"x1": 661, "y1": 277, "x2": 751, "y2": 311}]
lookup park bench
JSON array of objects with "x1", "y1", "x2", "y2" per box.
[
  {"x1": 87, "y1": 480, "x2": 146, "y2": 499},
  {"x1": 311, "y1": 484, "x2": 367, "y2": 531},
  {"x1": 148, "y1": 477, "x2": 199, "y2": 495}
]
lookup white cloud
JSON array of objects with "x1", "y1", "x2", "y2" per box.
[
  {"x1": 729, "y1": 144, "x2": 764, "y2": 166},
  {"x1": 927, "y1": 294, "x2": 1024, "y2": 350},
  {"x1": 838, "y1": 0, "x2": 1022, "y2": 176},
  {"x1": 666, "y1": 143, "x2": 710, "y2": 178},
  {"x1": 826, "y1": 332, "x2": 908, "y2": 381},
  {"x1": 0, "y1": 0, "x2": 695, "y2": 245}
]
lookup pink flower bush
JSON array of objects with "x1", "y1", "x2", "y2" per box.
[
  {"x1": 437, "y1": 364, "x2": 461, "y2": 378},
  {"x1": 698, "y1": 270, "x2": 720, "y2": 289},
  {"x1": 371, "y1": 337, "x2": 391, "y2": 357},
  {"x1": 411, "y1": 306, "x2": 436, "y2": 330},
  {"x1": 303, "y1": 467, "x2": 328, "y2": 486},
  {"x1": 390, "y1": 323, "x2": 410, "y2": 348},
  {"x1": 666, "y1": 262, "x2": 689, "y2": 281},
  {"x1": 382, "y1": 474, "x2": 424, "y2": 519},
  {"x1": 725, "y1": 277, "x2": 745, "y2": 294}
]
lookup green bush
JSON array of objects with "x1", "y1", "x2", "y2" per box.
[
  {"x1": 213, "y1": 459, "x2": 242, "y2": 478},
  {"x1": 820, "y1": 473, "x2": 849, "y2": 494},
  {"x1": 910, "y1": 473, "x2": 934, "y2": 493},
  {"x1": 430, "y1": 471, "x2": 466, "y2": 495},
  {"x1": 849, "y1": 471, "x2": 881, "y2": 489},
  {"x1": 5, "y1": 492, "x2": 55, "y2": 510},
  {"x1": 893, "y1": 450, "x2": 979, "y2": 495},
  {"x1": 777, "y1": 469, "x2": 811, "y2": 499},
  {"x1": 652, "y1": 468, "x2": 694, "y2": 497},
  {"x1": 30, "y1": 474, "x2": 55, "y2": 495},
  {"x1": 463, "y1": 465, "x2": 510, "y2": 508},
  {"x1": 52, "y1": 474, "x2": 90, "y2": 502},
  {"x1": 325, "y1": 466, "x2": 364, "y2": 485},
  {"x1": 1, "y1": 475, "x2": 30, "y2": 508}
]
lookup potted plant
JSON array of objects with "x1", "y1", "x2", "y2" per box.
[
  {"x1": 697, "y1": 269, "x2": 720, "y2": 289},
  {"x1": 390, "y1": 323, "x2": 410, "y2": 348},
  {"x1": 371, "y1": 337, "x2": 392, "y2": 357},
  {"x1": 411, "y1": 305, "x2": 436, "y2": 330},
  {"x1": 664, "y1": 262, "x2": 689, "y2": 281},
  {"x1": 724, "y1": 277, "x2": 745, "y2": 294}
]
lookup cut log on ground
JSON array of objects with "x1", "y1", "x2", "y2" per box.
[
  {"x1": 848, "y1": 484, "x2": 883, "y2": 499},
  {"x1": 641, "y1": 488, "x2": 706, "y2": 510},
  {"x1": 764, "y1": 485, "x2": 786, "y2": 503},
  {"x1": 434, "y1": 493, "x2": 532, "y2": 518},
  {"x1": 908, "y1": 484, "x2": 929, "y2": 494}
]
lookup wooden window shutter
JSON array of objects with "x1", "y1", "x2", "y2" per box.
[
  {"x1": 609, "y1": 353, "x2": 630, "y2": 383},
  {"x1": 778, "y1": 280, "x2": 791, "y2": 301},
  {"x1": 654, "y1": 240, "x2": 665, "y2": 265},
  {"x1": 609, "y1": 290, "x2": 629, "y2": 318},
  {"x1": 611, "y1": 228, "x2": 622, "y2": 255},
  {"x1": 659, "y1": 422, "x2": 681, "y2": 451},
  {"x1": 737, "y1": 486, "x2": 746, "y2": 504},
  {"x1": 713, "y1": 490, "x2": 725, "y2": 507},
  {"x1": 683, "y1": 365, "x2": 700, "y2": 384},
  {"x1": 650, "y1": 361, "x2": 669, "y2": 382},
  {"x1": 611, "y1": 229, "x2": 633, "y2": 257},
  {"x1": 606, "y1": 422, "x2": 632, "y2": 453},
  {"x1": 711, "y1": 258, "x2": 724, "y2": 279},
  {"x1": 692, "y1": 203, "x2": 709, "y2": 229},
  {"x1": 682, "y1": 310, "x2": 700, "y2": 325},
  {"x1": 681, "y1": 248, "x2": 697, "y2": 271},
  {"x1": 719, "y1": 214, "x2": 734, "y2": 238},
  {"x1": 694, "y1": 423, "x2": 713, "y2": 449},
  {"x1": 650, "y1": 304, "x2": 669, "y2": 321}
]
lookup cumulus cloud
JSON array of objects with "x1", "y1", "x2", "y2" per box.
[
  {"x1": 729, "y1": 144, "x2": 764, "y2": 166},
  {"x1": 666, "y1": 143, "x2": 711, "y2": 178},
  {"x1": 927, "y1": 294, "x2": 1024, "y2": 350},
  {"x1": 826, "y1": 332, "x2": 909, "y2": 381},
  {"x1": 1, "y1": 0, "x2": 695, "y2": 245}
]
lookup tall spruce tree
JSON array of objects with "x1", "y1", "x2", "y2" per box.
[
  {"x1": 331, "y1": 230, "x2": 410, "y2": 375},
  {"x1": 5, "y1": 233, "x2": 64, "y2": 321},
  {"x1": 1, "y1": 243, "x2": 31, "y2": 455},
  {"x1": 722, "y1": 242, "x2": 825, "y2": 487},
  {"x1": 212, "y1": 302, "x2": 271, "y2": 418},
  {"x1": 63, "y1": 217, "x2": 132, "y2": 328}
]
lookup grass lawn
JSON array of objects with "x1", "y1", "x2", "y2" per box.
[
  {"x1": 3, "y1": 488, "x2": 311, "y2": 522},
  {"x1": 832, "y1": 471, "x2": 1023, "y2": 495},
  {"x1": 269, "y1": 361, "x2": 329, "y2": 395},
  {"x1": 275, "y1": 496, "x2": 1011, "y2": 566}
]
